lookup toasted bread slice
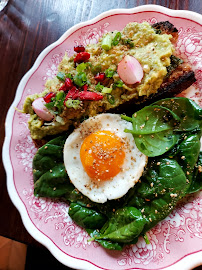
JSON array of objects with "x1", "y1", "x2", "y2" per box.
[
  {"x1": 110, "y1": 22, "x2": 196, "y2": 114},
  {"x1": 23, "y1": 21, "x2": 196, "y2": 144}
]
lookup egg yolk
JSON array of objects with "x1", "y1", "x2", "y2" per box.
[{"x1": 80, "y1": 130, "x2": 125, "y2": 181}]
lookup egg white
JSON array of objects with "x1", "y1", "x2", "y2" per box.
[{"x1": 63, "y1": 113, "x2": 148, "y2": 203}]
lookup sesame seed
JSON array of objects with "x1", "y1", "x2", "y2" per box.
[{"x1": 170, "y1": 193, "x2": 177, "y2": 198}]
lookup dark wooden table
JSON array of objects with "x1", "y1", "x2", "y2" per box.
[{"x1": 0, "y1": 0, "x2": 201, "y2": 269}]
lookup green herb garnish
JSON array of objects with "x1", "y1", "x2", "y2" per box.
[
  {"x1": 102, "y1": 87, "x2": 112, "y2": 94},
  {"x1": 107, "y1": 94, "x2": 115, "y2": 104},
  {"x1": 95, "y1": 82, "x2": 104, "y2": 92},
  {"x1": 56, "y1": 72, "x2": 66, "y2": 82},
  {"x1": 112, "y1": 32, "x2": 121, "y2": 46},
  {"x1": 73, "y1": 72, "x2": 88, "y2": 87},
  {"x1": 66, "y1": 73, "x2": 73, "y2": 79},
  {"x1": 76, "y1": 62, "x2": 91, "y2": 73},
  {"x1": 166, "y1": 55, "x2": 183, "y2": 78},
  {"x1": 65, "y1": 99, "x2": 81, "y2": 109},
  {"x1": 91, "y1": 65, "x2": 102, "y2": 75},
  {"x1": 122, "y1": 38, "x2": 134, "y2": 48},
  {"x1": 101, "y1": 34, "x2": 112, "y2": 51},
  {"x1": 105, "y1": 68, "x2": 115, "y2": 78},
  {"x1": 45, "y1": 91, "x2": 65, "y2": 114},
  {"x1": 112, "y1": 80, "x2": 123, "y2": 89}
]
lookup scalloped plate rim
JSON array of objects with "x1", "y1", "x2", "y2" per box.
[{"x1": 2, "y1": 4, "x2": 202, "y2": 270}]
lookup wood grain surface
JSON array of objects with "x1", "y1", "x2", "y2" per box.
[{"x1": 0, "y1": 0, "x2": 201, "y2": 268}]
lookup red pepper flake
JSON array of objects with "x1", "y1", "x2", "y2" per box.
[
  {"x1": 74, "y1": 45, "x2": 85, "y2": 53},
  {"x1": 43, "y1": 92, "x2": 56, "y2": 103},
  {"x1": 65, "y1": 78, "x2": 74, "y2": 90},
  {"x1": 94, "y1": 72, "x2": 105, "y2": 82},
  {"x1": 64, "y1": 85, "x2": 103, "y2": 104},
  {"x1": 64, "y1": 86, "x2": 80, "y2": 102},
  {"x1": 59, "y1": 83, "x2": 66, "y2": 91},
  {"x1": 82, "y1": 84, "x2": 88, "y2": 92},
  {"x1": 79, "y1": 91, "x2": 103, "y2": 101},
  {"x1": 74, "y1": 52, "x2": 90, "y2": 63}
]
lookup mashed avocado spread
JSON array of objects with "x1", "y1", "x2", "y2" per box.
[{"x1": 22, "y1": 22, "x2": 174, "y2": 140}]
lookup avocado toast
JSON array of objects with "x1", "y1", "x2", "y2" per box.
[{"x1": 22, "y1": 21, "x2": 196, "y2": 142}]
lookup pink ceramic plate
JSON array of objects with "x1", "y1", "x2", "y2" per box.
[{"x1": 3, "y1": 5, "x2": 202, "y2": 270}]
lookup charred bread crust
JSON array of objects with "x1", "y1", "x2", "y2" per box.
[
  {"x1": 152, "y1": 21, "x2": 178, "y2": 43},
  {"x1": 33, "y1": 139, "x2": 49, "y2": 148},
  {"x1": 143, "y1": 69, "x2": 196, "y2": 105},
  {"x1": 109, "y1": 64, "x2": 196, "y2": 115},
  {"x1": 152, "y1": 21, "x2": 178, "y2": 34}
]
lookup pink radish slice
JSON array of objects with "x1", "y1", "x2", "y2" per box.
[
  {"x1": 117, "y1": 55, "x2": 143, "y2": 84},
  {"x1": 32, "y1": 97, "x2": 54, "y2": 121}
]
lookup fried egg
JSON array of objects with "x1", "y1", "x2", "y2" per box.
[{"x1": 64, "y1": 114, "x2": 148, "y2": 203}]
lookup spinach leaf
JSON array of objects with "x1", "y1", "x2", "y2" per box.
[
  {"x1": 69, "y1": 203, "x2": 107, "y2": 229},
  {"x1": 137, "y1": 158, "x2": 187, "y2": 199},
  {"x1": 33, "y1": 135, "x2": 67, "y2": 182},
  {"x1": 94, "y1": 207, "x2": 146, "y2": 243},
  {"x1": 34, "y1": 163, "x2": 72, "y2": 198},
  {"x1": 123, "y1": 98, "x2": 201, "y2": 157},
  {"x1": 133, "y1": 130, "x2": 178, "y2": 157},
  {"x1": 126, "y1": 158, "x2": 187, "y2": 232},
  {"x1": 177, "y1": 134, "x2": 201, "y2": 171},
  {"x1": 142, "y1": 193, "x2": 180, "y2": 232},
  {"x1": 63, "y1": 188, "x2": 94, "y2": 207},
  {"x1": 125, "y1": 106, "x2": 175, "y2": 135},
  {"x1": 31, "y1": 97, "x2": 201, "y2": 250},
  {"x1": 187, "y1": 152, "x2": 202, "y2": 193},
  {"x1": 154, "y1": 97, "x2": 202, "y2": 131},
  {"x1": 122, "y1": 104, "x2": 179, "y2": 156},
  {"x1": 87, "y1": 229, "x2": 123, "y2": 250}
]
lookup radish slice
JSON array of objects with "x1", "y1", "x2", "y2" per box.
[
  {"x1": 32, "y1": 97, "x2": 54, "y2": 121},
  {"x1": 117, "y1": 55, "x2": 144, "y2": 84}
]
